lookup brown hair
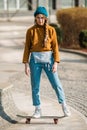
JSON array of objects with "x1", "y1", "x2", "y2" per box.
[
  {"x1": 43, "y1": 19, "x2": 48, "y2": 47},
  {"x1": 35, "y1": 17, "x2": 48, "y2": 48}
]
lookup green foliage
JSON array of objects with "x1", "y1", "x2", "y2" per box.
[
  {"x1": 79, "y1": 30, "x2": 87, "y2": 48},
  {"x1": 49, "y1": 23, "x2": 63, "y2": 44}
]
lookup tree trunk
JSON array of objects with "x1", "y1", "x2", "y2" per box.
[
  {"x1": 52, "y1": 0, "x2": 56, "y2": 9},
  {"x1": 74, "y1": 0, "x2": 79, "y2": 7},
  {"x1": 28, "y1": 0, "x2": 32, "y2": 10}
]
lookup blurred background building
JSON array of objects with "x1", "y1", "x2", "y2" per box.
[{"x1": 0, "y1": 0, "x2": 87, "y2": 18}]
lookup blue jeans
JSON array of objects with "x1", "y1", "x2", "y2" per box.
[{"x1": 29, "y1": 54, "x2": 65, "y2": 106}]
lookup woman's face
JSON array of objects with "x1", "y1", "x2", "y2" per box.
[{"x1": 35, "y1": 14, "x2": 46, "y2": 26}]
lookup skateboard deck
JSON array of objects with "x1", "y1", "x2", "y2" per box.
[{"x1": 17, "y1": 115, "x2": 59, "y2": 124}]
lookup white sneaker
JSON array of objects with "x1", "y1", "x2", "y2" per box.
[
  {"x1": 62, "y1": 103, "x2": 71, "y2": 117},
  {"x1": 32, "y1": 108, "x2": 41, "y2": 118}
]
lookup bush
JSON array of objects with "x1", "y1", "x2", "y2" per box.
[
  {"x1": 56, "y1": 7, "x2": 87, "y2": 49},
  {"x1": 49, "y1": 23, "x2": 63, "y2": 44},
  {"x1": 79, "y1": 30, "x2": 87, "y2": 48}
]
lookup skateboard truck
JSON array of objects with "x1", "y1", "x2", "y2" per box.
[{"x1": 26, "y1": 117, "x2": 58, "y2": 124}]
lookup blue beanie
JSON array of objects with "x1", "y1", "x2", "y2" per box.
[{"x1": 34, "y1": 6, "x2": 48, "y2": 17}]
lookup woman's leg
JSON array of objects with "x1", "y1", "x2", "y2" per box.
[
  {"x1": 29, "y1": 60, "x2": 42, "y2": 106},
  {"x1": 44, "y1": 63, "x2": 65, "y2": 104},
  {"x1": 44, "y1": 63, "x2": 71, "y2": 116}
]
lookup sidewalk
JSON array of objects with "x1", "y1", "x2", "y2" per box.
[
  {"x1": 7, "y1": 89, "x2": 87, "y2": 130},
  {"x1": 0, "y1": 48, "x2": 87, "y2": 130},
  {"x1": 0, "y1": 15, "x2": 87, "y2": 130}
]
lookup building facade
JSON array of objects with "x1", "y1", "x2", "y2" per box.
[{"x1": 0, "y1": 0, "x2": 87, "y2": 11}]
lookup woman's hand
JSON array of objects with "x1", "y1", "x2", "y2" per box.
[
  {"x1": 52, "y1": 62, "x2": 58, "y2": 73},
  {"x1": 25, "y1": 63, "x2": 30, "y2": 76}
]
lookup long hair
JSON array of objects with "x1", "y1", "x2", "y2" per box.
[
  {"x1": 35, "y1": 17, "x2": 48, "y2": 48},
  {"x1": 43, "y1": 18, "x2": 48, "y2": 47}
]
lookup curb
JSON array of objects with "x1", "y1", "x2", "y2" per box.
[
  {"x1": 0, "y1": 82, "x2": 26, "y2": 130},
  {"x1": 60, "y1": 48, "x2": 87, "y2": 58}
]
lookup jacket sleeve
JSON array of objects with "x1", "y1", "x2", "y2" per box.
[
  {"x1": 51, "y1": 28, "x2": 60, "y2": 63},
  {"x1": 22, "y1": 29, "x2": 31, "y2": 63}
]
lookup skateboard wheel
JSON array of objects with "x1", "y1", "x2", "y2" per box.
[
  {"x1": 26, "y1": 118, "x2": 31, "y2": 124},
  {"x1": 54, "y1": 119, "x2": 58, "y2": 124}
]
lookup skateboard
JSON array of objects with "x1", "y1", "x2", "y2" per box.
[{"x1": 17, "y1": 115, "x2": 59, "y2": 124}]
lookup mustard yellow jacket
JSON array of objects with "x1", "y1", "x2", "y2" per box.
[{"x1": 22, "y1": 24, "x2": 60, "y2": 63}]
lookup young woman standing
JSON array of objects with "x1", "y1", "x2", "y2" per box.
[{"x1": 23, "y1": 6, "x2": 71, "y2": 118}]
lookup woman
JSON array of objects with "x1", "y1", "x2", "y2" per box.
[{"x1": 23, "y1": 6, "x2": 71, "y2": 118}]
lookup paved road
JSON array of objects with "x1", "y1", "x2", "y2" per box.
[
  {"x1": 0, "y1": 19, "x2": 87, "y2": 130},
  {"x1": 0, "y1": 20, "x2": 87, "y2": 118},
  {"x1": 40, "y1": 51, "x2": 87, "y2": 117},
  {"x1": 8, "y1": 51, "x2": 87, "y2": 117}
]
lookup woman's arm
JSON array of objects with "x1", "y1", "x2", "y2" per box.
[
  {"x1": 22, "y1": 29, "x2": 31, "y2": 63},
  {"x1": 51, "y1": 28, "x2": 60, "y2": 63}
]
